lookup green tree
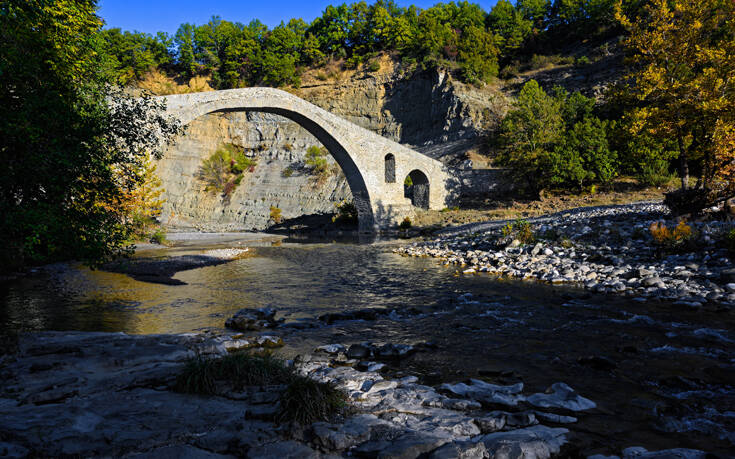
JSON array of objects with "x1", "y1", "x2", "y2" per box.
[
  {"x1": 98, "y1": 28, "x2": 173, "y2": 84},
  {"x1": 0, "y1": 0, "x2": 181, "y2": 271},
  {"x1": 550, "y1": 117, "x2": 617, "y2": 188},
  {"x1": 553, "y1": 87, "x2": 596, "y2": 127},
  {"x1": 496, "y1": 80, "x2": 564, "y2": 194},
  {"x1": 175, "y1": 23, "x2": 197, "y2": 78},
  {"x1": 487, "y1": 0, "x2": 532, "y2": 54},
  {"x1": 517, "y1": 0, "x2": 551, "y2": 30},
  {"x1": 496, "y1": 80, "x2": 618, "y2": 193},
  {"x1": 616, "y1": 0, "x2": 735, "y2": 201}
]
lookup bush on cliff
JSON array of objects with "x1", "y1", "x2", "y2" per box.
[{"x1": 198, "y1": 144, "x2": 257, "y2": 197}]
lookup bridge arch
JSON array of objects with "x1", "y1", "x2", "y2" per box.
[
  {"x1": 404, "y1": 169, "x2": 430, "y2": 210},
  {"x1": 158, "y1": 88, "x2": 449, "y2": 232}
]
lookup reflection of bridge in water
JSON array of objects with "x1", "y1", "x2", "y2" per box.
[{"x1": 157, "y1": 88, "x2": 449, "y2": 232}]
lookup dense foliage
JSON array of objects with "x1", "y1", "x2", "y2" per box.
[
  {"x1": 97, "y1": 0, "x2": 643, "y2": 88},
  {"x1": 496, "y1": 80, "x2": 617, "y2": 195},
  {"x1": 616, "y1": 0, "x2": 735, "y2": 213},
  {"x1": 0, "y1": 0, "x2": 181, "y2": 271}
]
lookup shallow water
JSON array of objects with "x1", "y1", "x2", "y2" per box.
[{"x1": 2, "y1": 240, "x2": 734, "y2": 455}]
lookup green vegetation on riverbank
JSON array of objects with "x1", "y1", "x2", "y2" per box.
[
  {"x1": 0, "y1": 0, "x2": 181, "y2": 273},
  {"x1": 1, "y1": 0, "x2": 733, "y2": 272},
  {"x1": 99, "y1": 0, "x2": 735, "y2": 215},
  {"x1": 176, "y1": 351, "x2": 346, "y2": 424}
]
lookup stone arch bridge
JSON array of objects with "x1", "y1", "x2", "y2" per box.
[{"x1": 156, "y1": 88, "x2": 449, "y2": 232}]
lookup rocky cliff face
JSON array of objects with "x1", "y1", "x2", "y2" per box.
[
  {"x1": 157, "y1": 66, "x2": 508, "y2": 231},
  {"x1": 158, "y1": 111, "x2": 351, "y2": 231}
]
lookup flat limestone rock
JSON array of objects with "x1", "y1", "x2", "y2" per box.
[
  {"x1": 526, "y1": 383, "x2": 596, "y2": 412},
  {"x1": 478, "y1": 425, "x2": 569, "y2": 459},
  {"x1": 440, "y1": 379, "x2": 525, "y2": 407},
  {"x1": 622, "y1": 447, "x2": 708, "y2": 459},
  {"x1": 126, "y1": 445, "x2": 236, "y2": 459},
  {"x1": 428, "y1": 440, "x2": 488, "y2": 459},
  {"x1": 245, "y1": 441, "x2": 332, "y2": 459}
]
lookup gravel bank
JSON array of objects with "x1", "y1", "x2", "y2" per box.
[{"x1": 398, "y1": 202, "x2": 735, "y2": 308}]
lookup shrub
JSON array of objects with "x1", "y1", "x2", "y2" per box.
[
  {"x1": 528, "y1": 54, "x2": 574, "y2": 70},
  {"x1": 575, "y1": 55, "x2": 591, "y2": 66},
  {"x1": 663, "y1": 188, "x2": 715, "y2": 216},
  {"x1": 149, "y1": 228, "x2": 167, "y2": 245},
  {"x1": 367, "y1": 61, "x2": 381, "y2": 72},
  {"x1": 305, "y1": 145, "x2": 332, "y2": 187},
  {"x1": 399, "y1": 217, "x2": 412, "y2": 230},
  {"x1": 305, "y1": 145, "x2": 329, "y2": 176},
  {"x1": 199, "y1": 144, "x2": 257, "y2": 196},
  {"x1": 502, "y1": 218, "x2": 536, "y2": 245},
  {"x1": 332, "y1": 200, "x2": 358, "y2": 225},
  {"x1": 637, "y1": 158, "x2": 674, "y2": 187},
  {"x1": 270, "y1": 206, "x2": 283, "y2": 224},
  {"x1": 649, "y1": 220, "x2": 696, "y2": 252},
  {"x1": 282, "y1": 167, "x2": 294, "y2": 178}
]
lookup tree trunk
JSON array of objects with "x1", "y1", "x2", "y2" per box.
[{"x1": 677, "y1": 133, "x2": 689, "y2": 190}]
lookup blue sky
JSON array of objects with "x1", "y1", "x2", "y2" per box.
[{"x1": 99, "y1": 0, "x2": 500, "y2": 35}]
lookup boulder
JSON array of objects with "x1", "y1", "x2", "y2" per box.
[
  {"x1": 428, "y1": 440, "x2": 488, "y2": 459},
  {"x1": 477, "y1": 426, "x2": 568, "y2": 459},
  {"x1": 440, "y1": 380, "x2": 525, "y2": 407},
  {"x1": 225, "y1": 308, "x2": 278, "y2": 331},
  {"x1": 526, "y1": 383, "x2": 596, "y2": 412},
  {"x1": 622, "y1": 447, "x2": 707, "y2": 459}
]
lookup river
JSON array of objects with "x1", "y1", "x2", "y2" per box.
[{"x1": 1, "y1": 237, "x2": 733, "y2": 455}]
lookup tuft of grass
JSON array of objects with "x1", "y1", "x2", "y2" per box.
[
  {"x1": 175, "y1": 352, "x2": 346, "y2": 424},
  {"x1": 276, "y1": 377, "x2": 346, "y2": 425},
  {"x1": 176, "y1": 352, "x2": 293, "y2": 394},
  {"x1": 399, "y1": 217, "x2": 412, "y2": 230}
]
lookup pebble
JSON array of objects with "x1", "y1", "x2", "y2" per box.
[{"x1": 395, "y1": 203, "x2": 735, "y2": 307}]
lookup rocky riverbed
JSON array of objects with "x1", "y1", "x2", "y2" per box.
[
  {"x1": 0, "y1": 330, "x2": 712, "y2": 458},
  {"x1": 397, "y1": 202, "x2": 735, "y2": 308}
]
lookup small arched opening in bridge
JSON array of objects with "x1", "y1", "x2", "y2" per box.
[
  {"x1": 403, "y1": 169, "x2": 430, "y2": 210},
  {"x1": 384, "y1": 154, "x2": 395, "y2": 183}
]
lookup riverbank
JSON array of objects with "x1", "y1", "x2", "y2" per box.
[
  {"x1": 398, "y1": 202, "x2": 735, "y2": 308},
  {"x1": 0, "y1": 330, "x2": 711, "y2": 458},
  {"x1": 2, "y1": 225, "x2": 733, "y2": 456}
]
